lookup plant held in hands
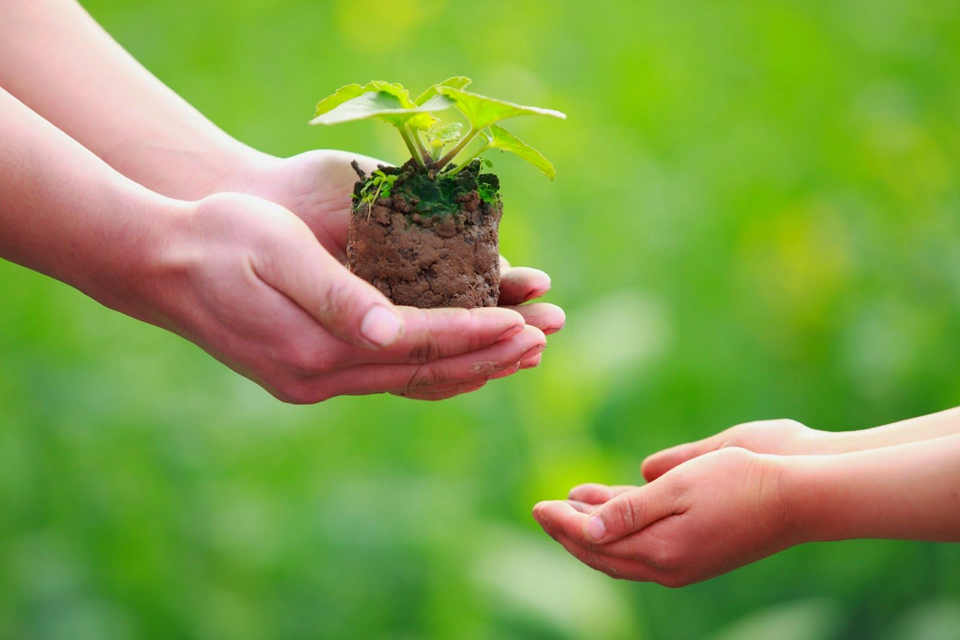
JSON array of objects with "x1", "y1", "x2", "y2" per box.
[{"x1": 310, "y1": 77, "x2": 565, "y2": 308}]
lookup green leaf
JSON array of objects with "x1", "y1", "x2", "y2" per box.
[
  {"x1": 424, "y1": 122, "x2": 463, "y2": 147},
  {"x1": 310, "y1": 81, "x2": 452, "y2": 127},
  {"x1": 314, "y1": 81, "x2": 412, "y2": 115},
  {"x1": 414, "y1": 76, "x2": 472, "y2": 106},
  {"x1": 438, "y1": 87, "x2": 566, "y2": 131},
  {"x1": 483, "y1": 124, "x2": 557, "y2": 179}
]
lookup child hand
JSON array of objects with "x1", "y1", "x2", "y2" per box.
[
  {"x1": 533, "y1": 448, "x2": 795, "y2": 587},
  {"x1": 640, "y1": 419, "x2": 831, "y2": 481}
]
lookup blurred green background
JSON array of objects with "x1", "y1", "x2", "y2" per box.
[{"x1": 2, "y1": 0, "x2": 960, "y2": 638}]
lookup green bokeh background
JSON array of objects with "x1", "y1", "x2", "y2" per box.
[{"x1": 2, "y1": 0, "x2": 960, "y2": 638}]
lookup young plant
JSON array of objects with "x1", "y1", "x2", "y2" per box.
[
  {"x1": 310, "y1": 77, "x2": 565, "y2": 179},
  {"x1": 354, "y1": 169, "x2": 397, "y2": 216}
]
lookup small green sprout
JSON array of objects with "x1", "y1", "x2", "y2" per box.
[
  {"x1": 353, "y1": 169, "x2": 397, "y2": 214},
  {"x1": 311, "y1": 77, "x2": 565, "y2": 179}
]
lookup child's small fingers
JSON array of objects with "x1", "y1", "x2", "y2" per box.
[
  {"x1": 552, "y1": 533, "x2": 660, "y2": 582},
  {"x1": 568, "y1": 483, "x2": 636, "y2": 504},
  {"x1": 533, "y1": 500, "x2": 588, "y2": 541},
  {"x1": 567, "y1": 500, "x2": 596, "y2": 514},
  {"x1": 641, "y1": 440, "x2": 717, "y2": 481},
  {"x1": 584, "y1": 483, "x2": 680, "y2": 544}
]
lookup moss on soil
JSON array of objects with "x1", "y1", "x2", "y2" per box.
[{"x1": 352, "y1": 159, "x2": 500, "y2": 218}]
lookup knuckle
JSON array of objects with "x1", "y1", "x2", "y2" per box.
[
  {"x1": 320, "y1": 278, "x2": 350, "y2": 319},
  {"x1": 616, "y1": 496, "x2": 640, "y2": 531},
  {"x1": 713, "y1": 446, "x2": 753, "y2": 466},
  {"x1": 403, "y1": 364, "x2": 445, "y2": 390},
  {"x1": 407, "y1": 331, "x2": 443, "y2": 364},
  {"x1": 718, "y1": 423, "x2": 755, "y2": 449},
  {"x1": 281, "y1": 342, "x2": 334, "y2": 377},
  {"x1": 650, "y1": 543, "x2": 685, "y2": 572}
]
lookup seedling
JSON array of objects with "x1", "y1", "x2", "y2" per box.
[
  {"x1": 310, "y1": 77, "x2": 565, "y2": 308},
  {"x1": 311, "y1": 77, "x2": 564, "y2": 177}
]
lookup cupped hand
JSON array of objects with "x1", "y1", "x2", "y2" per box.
[
  {"x1": 532, "y1": 447, "x2": 796, "y2": 587},
  {"x1": 220, "y1": 150, "x2": 565, "y2": 340},
  {"x1": 640, "y1": 419, "x2": 833, "y2": 481},
  {"x1": 138, "y1": 192, "x2": 546, "y2": 403}
]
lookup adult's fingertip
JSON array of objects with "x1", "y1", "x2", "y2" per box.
[
  {"x1": 489, "y1": 364, "x2": 520, "y2": 380},
  {"x1": 360, "y1": 305, "x2": 405, "y2": 348},
  {"x1": 519, "y1": 353, "x2": 543, "y2": 369}
]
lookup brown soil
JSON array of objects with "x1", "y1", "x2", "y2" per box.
[{"x1": 347, "y1": 184, "x2": 502, "y2": 308}]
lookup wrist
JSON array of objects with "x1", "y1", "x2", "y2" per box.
[
  {"x1": 120, "y1": 135, "x2": 273, "y2": 201},
  {"x1": 778, "y1": 454, "x2": 853, "y2": 544},
  {"x1": 78, "y1": 188, "x2": 191, "y2": 325}
]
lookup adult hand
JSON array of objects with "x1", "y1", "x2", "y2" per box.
[
  {"x1": 217, "y1": 150, "x2": 566, "y2": 341},
  {"x1": 138, "y1": 192, "x2": 546, "y2": 403},
  {"x1": 532, "y1": 448, "x2": 795, "y2": 587}
]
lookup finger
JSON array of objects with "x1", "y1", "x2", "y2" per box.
[
  {"x1": 393, "y1": 379, "x2": 487, "y2": 401},
  {"x1": 506, "y1": 302, "x2": 566, "y2": 336},
  {"x1": 584, "y1": 483, "x2": 680, "y2": 545},
  {"x1": 574, "y1": 520, "x2": 680, "y2": 566},
  {"x1": 533, "y1": 500, "x2": 589, "y2": 541},
  {"x1": 350, "y1": 307, "x2": 526, "y2": 366},
  {"x1": 254, "y1": 236, "x2": 405, "y2": 350},
  {"x1": 567, "y1": 500, "x2": 597, "y2": 514},
  {"x1": 552, "y1": 533, "x2": 661, "y2": 582},
  {"x1": 520, "y1": 352, "x2": 542, "y2": 369},
  {"x1": 499, "y1": 266, "x2": 552, "y2": 305},
  {"x1": 641, "y1": 435, "x2": 725, "y2": 482},
  {"x1": 312, "y1": 325, "x2": 546, "y2": 399},
  {"x1": 489, "y1": 364, "x2": 521, "y2": 380},
  {"x1": 534, "y1": 503, "x2": 670, "y2": 581},
  {"x1": 568, "y1": 484, "x2": 637, "y2": 505}
]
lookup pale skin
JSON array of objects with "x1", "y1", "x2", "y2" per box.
[
  {"x1": 0, "y1": 0, "x2": 565, "y2": 402},
  {"x1": 534, "y1": 412, "x2": 960, "y2": 587}
]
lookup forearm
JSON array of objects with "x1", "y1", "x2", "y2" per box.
[
  {"x1": 0, "y1": 87, "x2": 178, "y2": 314},
  {"x1": 784, "y1": 433, "x2": 960, "y2": 543},
  {"x1": 0, "y1": 0, "x2": 260, "y2": 199},
  {"x1": 824, "y1": 406, "x2": 960, "y2": 453}
]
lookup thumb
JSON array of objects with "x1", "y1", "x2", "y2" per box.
[
  {"x1": 641, "y1": 434, "x2": 724, "y2": 482},
  {"x1": 255, "y1": 228, "x2": 405, "y2": 349},
  {"x1": 583, "y1": 481, "x2": 679, "y2": 545}
]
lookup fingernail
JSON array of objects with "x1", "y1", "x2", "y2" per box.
[
  {"x1": 523, "y1": 287, "x2": 550, "y2": 303},
  {"x1": 520, "y1": 353, "x2": 542, "y2": 369},
  {"x1": 586, "y1": 516, "x2": 606, "y2": 542},
  {"x1": 544, "y1": 321, "x2": 566, "y2": 336},
  {"x1": 520, "y1": 344, "x2": 546, "y2": 361},
  {"x1": 497, "y1": 324, "x2": 524, "y2": 342},
  {"x1": 360, "y1": 305, "x2": 403, "y2": 348}
]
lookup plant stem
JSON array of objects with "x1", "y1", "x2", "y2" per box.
[
  {"x1": 431, "y1": 127, "x2": 480, "y2": 171},
  {"x1": 446, "y1": 143, "x2": 490, "y2": 176},
  {"x1": 408, "y1": 124, "x2": 431, "y2": 164},
  {"x1": 396, "y1": 124, "x2": 426, "y2": 167}
]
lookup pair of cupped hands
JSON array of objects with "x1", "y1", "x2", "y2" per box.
[
  {"x1": 533, "y1": 419, "x2": 827, "y2": 588},
  {"x1": 160, "y1": 149, "x2": 564, "y2": 404}
]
